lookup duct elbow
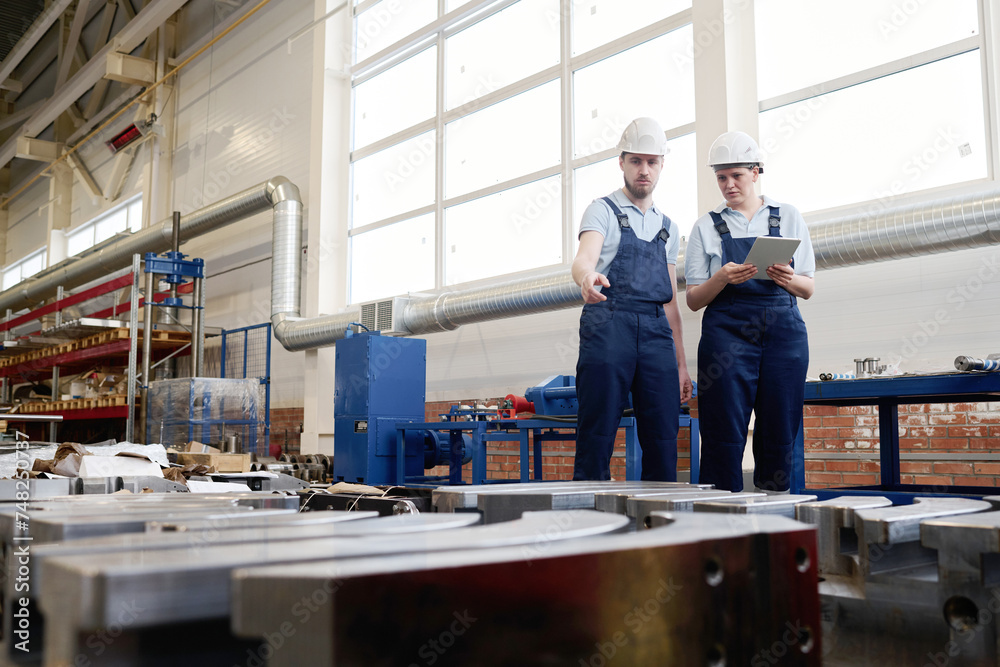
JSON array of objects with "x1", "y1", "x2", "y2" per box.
[{"x1": 266, "y1": 176, "x2": 302, "y2": 206}]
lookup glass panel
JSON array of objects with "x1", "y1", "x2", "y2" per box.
[
  {"x1": 2, "y1": 267, "x2": 19, "y2": 291},
  {"x1": 758, "y1": 52, "x2": 987, "y2": 214},
  {"x1": 446, "y1": 0, "x2": 560, "y2": 111},
  {"x1": 572, "y1": 0, "x2": 690, "y2": 55},
  {"x1": 756, "y1": 0, "x2": 979, "y2": 100},
  {"x1": 354, "y1": 46, "x2": 436, "y2": 149},
  {"x1": 127, "y1": 197, "x2": 143, "y2": 231},
  {"x1": 21, "y1": 252, "x2": 44, "y2": 280},
  {"x1": 445, "y1": 80, "x2": 560, "y2": 197},
  {"x1": 355, "y1": 0, "x2": 437, "y2": 63},
  {"x1": 350, "y1": 213, "x2": 435, "y2": 303},
  {"x1": 95, "y1": 207, "x2": 128, "y2": 244},
  {"x1": 573, "y1": 133, "x2": 698, "y2": 239},
  {"x1": 573, "y1": 27, "x2": 694, "y2": 158},
  {"x1": 445, "y1": 175, "x2": 562, "y2": 285},
  {"x1": 352, "y1": 130, "x2": 436, "y2": 228},
  {"x1": 66, "y1": 227, "x2": 93, "y2": 257}
]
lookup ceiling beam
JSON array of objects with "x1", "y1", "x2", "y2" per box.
[
  {"x1": 0, "y1": 0, "x2": 76, "y2": 86},
  {"x1": 0, "y1": 0, "x2": 191, "y2": 170},
  {"x1": 56, "y1": 0, "x2": 96, "y2": 89}
]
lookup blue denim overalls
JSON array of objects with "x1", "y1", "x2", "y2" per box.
[
  {"x1": 697, "y1": 206, "x2": 809, "y2": 491},
  {"x1": 574, "y1": 196, "x2": 680, "y2": 481}
]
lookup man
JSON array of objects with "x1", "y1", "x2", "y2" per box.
[{"x1": 571, "y1": 117, "x2": 693, "y2": 481}]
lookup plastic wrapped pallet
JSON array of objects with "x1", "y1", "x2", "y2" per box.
[{"x1": 146, "y1": 378, "x2": 262, "y2": 453}]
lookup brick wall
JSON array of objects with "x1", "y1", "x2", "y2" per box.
[
  {"x1": 803, "y1": 402, "x2": 1000, "y2": 488},
  {"x1": 270, "y1": 407, "x2": 303, "y2": 456}
]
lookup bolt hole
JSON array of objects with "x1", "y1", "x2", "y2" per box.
[
  {"x1": 798, "y1": 625, "x2": 815, "y2": 653},
  {"x1": 706, "y1": 644, "x2": 726, "y2": 667},
  {"x1": 643, "y1": 515, "x2": 653, "y2": 529},
  {"x1": 944, "y1": 596, "x2": 979, "y2": 632},
  {"x1": 705, "y1": 556, "x2": 723, "y2": 587},
  {"x1": 795, "y1": 546, "x2": 811, "y2": 573}
]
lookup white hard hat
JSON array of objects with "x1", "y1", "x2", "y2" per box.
[
  {"x1": 707, "y1": 131, "x2": 764, "y2": 173},
  {"x1": 617, "y1": 117, "x2": 670, "y2": 156}
]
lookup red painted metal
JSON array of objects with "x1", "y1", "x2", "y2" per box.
[{"x1": 0, "y1": 274, "x2": 135, "y2": 332}]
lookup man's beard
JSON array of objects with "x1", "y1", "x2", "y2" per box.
[{"x1": 624, "y1": 175, "x2": 653, "y2": 200}]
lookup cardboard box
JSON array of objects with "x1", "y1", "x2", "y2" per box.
[
  {"x1": 176, "y1": 452, "x2": 252, "y2": 472},
  {"x1": 78, "y1": 455, "x2": 164, "y2": 478},
  {"x1": 185, "y1": 441, "x2": 221, "y2": 454}
]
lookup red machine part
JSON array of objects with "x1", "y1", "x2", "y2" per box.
[{"x1": 504, "y1": 394, "x2": 535, "y2": 416}]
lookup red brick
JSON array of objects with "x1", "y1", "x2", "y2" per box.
[
  {"x1": 900, "y1": 461, "x2": 933, "y2": 474},
  {"x1": 975, "y1": 463, "x2": 1000, "y2": 475},
  {"x1": 991, "y1": 426, "x2": 1000, "y2": 438},
  {"x1": 842, "y1": 473, "x2": 880, "y2": 485},
  {"x1": 804, "y1": 461, "x2": 826, "y2": 471},
  {"x1": 824, "y1": 417, "x2": 856, "y2": 427},
  {"x1": 804, "y1": 405, "x2": 838, "y2": 416},
  {"x1": 951, "y1": 476, "x2": 997, "y2": 487},
  {"x1": 930, "y1": 439, "x2": 972, "y2": 450},
  {"x1": 806, "y1": 427, "x2": 839, "y2": 439},
  {"x1": 968, "y1": 413, "x2": 1000, "y2": 425},
  {"x1": 856, "y1": 416, "x2": 879, "y2": 427},
  {"x1": 860, "y1": 461, "x2": 881, "y2": 473},
  {"x1": 809, "y1": 472, "x2": 843, "y2": 484},
  {"x1": 825, "y1": 461, "x2": 860, "y2": 472},
  {"x1": 838, "y1": 405, "x2": 873, "y2": 415},
  {"x1": 927, "y1": 404, "x2": 948, "y2": 412},
  {"x1": 970, "y1": 438, "x2": 998, "y2": 450},
  {"x1": 854, "y1": 440, "x2": 879, "y2": 450},
  {"x1": 906, "y1": 426, "x2": 948, "y2": 438},
  {"x1": 803, "y1": 416, "x2": 823, "y2": 428},
  {"x1": 899, "y1": 415, "x2": 928, "y2": 426},
  {"x1": 840, "y1": 428, "x2": 874, "y2": 438},
  {"x1": 911, "y1": 475, "x2": 957, "y2": 486},
  {"x1": 930, "y1": 414, "x2": 966, "y2": 425},
  {"x1": 934, "y1": 462, "x2": 975, "y2": 475},
  {"x1": 904, "y1": 404, "x2": 930, "y2": 413},
  {"x1": 949, "y1": 402, "x2": 992, "y2": 412},
  {"x1": 949, "y1": 426, "x2": 988, "y2": 438}
]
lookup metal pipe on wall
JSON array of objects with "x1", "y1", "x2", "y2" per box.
[{"x1": 1, "y1": 179, "x2": 999, "y2": 358}]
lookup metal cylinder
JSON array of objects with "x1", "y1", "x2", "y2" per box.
[
  {"x1": 171, "y1": 211, "x2": 181, "y2": 253},
  {"x1": 139, "y1": 266, "x2": 156, "y2": 444},
  {"x1": 854, "y1": 359, "x2": 866, "y2": 376},
  {"x1": 192, "y1": 276, "x2": 204, "y2": 377},
  {"x1": 955, "y1": 356, "x2": 1000, "y2": 372}
]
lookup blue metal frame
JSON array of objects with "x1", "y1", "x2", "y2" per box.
[
  {"x1": 793, "y1": 372, "x2": 1000, "y2": 499},
  {"x1": 219, "y1": 323, "x2": 272, "y2": 456}
]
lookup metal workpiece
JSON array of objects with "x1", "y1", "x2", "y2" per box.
[
  {"x1": 72, "y1": 475, "x2": 189, "y2": 494},
  {"x1": 693, "y1": 494, "x2": 819, "y2": 518},
  {"x1": 920, "y1": 511, "x2": 1000, "y2": 584},
  {"x1": 25, "y1": 506, "x2": 261, "y2": 543},
  {"x1": 592, "y1": 485, "x2": 716, "y2": 515},
  {"x1": 37, "y1": 511, "x2": 628, "y2": 665},
  {"x1": 795, "y1": 496, "x2": 893, "y2": 576},
  {"x1": 476, "y1": 482, "x2": 714, "y2": 524},
  {"x1": 232, "y1": 512, "x2": 819, "y2": 667},
  {"x1": 432, "y1": 480, "x2": 703, "y2": 514},
  {"x1": 194, "y1": 471, "x2": 310, "y2": 491},
  {"x1": 0, "y1": 477, "x2": 74, "y2": 501},
  {"x1": 629, "y1": 491, "x2": 765, "y2": 530},
  {"x1": 145, "y1": 509, "x2": 375, "y2": 532}
]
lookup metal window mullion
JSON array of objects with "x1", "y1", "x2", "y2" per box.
[
  {"x1": 441, "y1": 63, "x2": 561, "y2": 125},
  {"x1": 979, "y1": 0, "x2": 998, "y2": 181},
  {"x1": 349, "y1": 206, "x2": 438, "y2": 238},
  {"x1": 350, "y1": 117, "x2": 436, "y2": 162},
  {"x1": 435, "y1": 0, "x2": 446, "y2": 290},
  {"x1": 559, "y1": 0, "x2": 573, "y2": 265},
  {"x1": 759, "y1": 35, "x2": 982, "y2": 112},
  {"x1": 567, "y1": 9, "x2": 693, "y2": 73},
  {"x1": 354, "y1": 0, "x2": 379, "y2": 16},
  {"x1": 442, "y1": 164, "x2": 564, "y2": 210},
  {"x1": 568, "y1": 122, "x2": 695, "y2": 171},
  {"x1": 353, "y1": 0, "x2": 501, "y2": 77}
]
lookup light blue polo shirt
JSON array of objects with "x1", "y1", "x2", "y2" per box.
[
  {"x1": 578, "y1": 188, "x2": 680, "y2": 277},
  {"x1": 684, "y1": 195, "x2": 816, "y2": 286}
]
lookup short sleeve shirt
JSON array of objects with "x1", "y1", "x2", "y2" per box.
[
  {"x1": 578, "y1": 188, "x2": 680, "y2": 276},
  {"x1": 683, "y1": 195, "x2": 816, "y2": 286}
]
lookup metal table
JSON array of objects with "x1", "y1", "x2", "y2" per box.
[{"x1": 793, "y1": 372, "x2": 1000, "y2": 501}]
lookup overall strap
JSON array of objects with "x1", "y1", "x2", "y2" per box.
[
  {"x1": 767, "y1": 205, "x2": 781, "y2": 237},
  {"x1": 602, "y1": 197, "x2": 630, "y2": 229},
  {"x1": 658, "y1": 214, "x2": 671, "y2": 244},
  {"x1": 709, "y1": 211, "x2": 730, "y2": 237}
]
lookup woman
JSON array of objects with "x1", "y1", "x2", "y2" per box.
[{"x1": 684, "y1": 131, "x2": 815, "y2": 492}]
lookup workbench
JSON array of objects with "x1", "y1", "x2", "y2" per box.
[{"x1": 792, "y1": 372, "x2": 1000, "y2": 502}]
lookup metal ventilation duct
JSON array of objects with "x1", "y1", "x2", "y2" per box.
[{"x1": 2, "y1": 179, "x2": 998, "y2": 353}]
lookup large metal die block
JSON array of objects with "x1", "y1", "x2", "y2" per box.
[{"x1": 232, "y1": 512, "x2": 821, "y2": 666}]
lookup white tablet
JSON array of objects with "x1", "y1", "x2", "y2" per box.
[{"x1": 742, "y1": 236, "x2": 801, "y2": 280}]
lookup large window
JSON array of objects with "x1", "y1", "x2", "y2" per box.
[
  {"x1": 756, "y1": 0, "x2": 987, "y2": 213},
  {"x1": 2, "y1": 248, "x2": 46, "y2": 291},
  {"x1": 345, "y1": 0, "x2": 695, "y2": 304},
  {"x1": 66, "y1": 196, "x2": 143, "y2": 258}
]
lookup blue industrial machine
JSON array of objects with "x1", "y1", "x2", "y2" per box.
[{"x1": 332, "y1": 330, "x2": 427, "y2": 484}]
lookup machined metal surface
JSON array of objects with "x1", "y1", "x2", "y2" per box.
[
  {"x1": 629, "y1": 491, "x2": 765, "y2": 529},
  {"x1": 231, "y1": 511, "x2": 820, "y2": 667},
  {"x1": 692, "y1": 494, "x2": 819, "y2": 518},
  {"x1": 36, "y1": 511, "x2": 629, "y2": 664},
  {"x1": 795, "y1": 496, "x2": 893, "y2": 576},
  {"x1": 592, "y1": 485, "x2": 715, "y2": 515},
  {"x1": 433, "y1": 480, "x2": 703, "y2": 514}
]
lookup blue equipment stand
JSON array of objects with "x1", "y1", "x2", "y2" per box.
[
  {"x1": 793, "y1": 372, "x2": 1000, "y2": 503},
  {"x1": 394, "y1": 412, "x2": 699, "y2": 486}
]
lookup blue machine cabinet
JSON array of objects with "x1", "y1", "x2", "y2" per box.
[
  {"x1": 333, "y1": 331, "x2": 427, "y2": 484},
  {"x1": 793, "y1": 372, "x2": 1000, "y2": 502}
]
